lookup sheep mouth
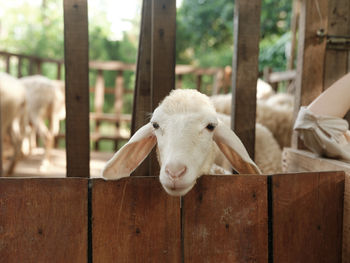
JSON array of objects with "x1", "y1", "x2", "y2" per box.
[{"x1": 162, "y1": 182, "x2": 196, "y2": 196}]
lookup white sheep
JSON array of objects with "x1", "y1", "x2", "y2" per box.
[
  {"x1": 256, "y1": 100, "x2": 293, "y2": 148},
  {"x1": 210, "y1": 79, "x2": 275, "y2": 115},
  {"x1": 0, "y1": 72, "x2": 28, "y2": 175},
  {"x1": 103, "y1": 89, "x2": 261, "y2": 196},
  {"x1": 211, "y1": 92, "x2": 294, "y2": 149},
  {"x1": 216, "y1": 113, "x2": 282, "y2": 174},
  {"x1": 20, "y1": 75, "x2": 65, "y2": 170}
]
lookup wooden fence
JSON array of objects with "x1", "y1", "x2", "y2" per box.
[
  {"x1": 0, "y1": 0, "x2": 346, "y2": 261},
  {"x1": 0, "y1": 172, "x2": 344, "y2": 262}
]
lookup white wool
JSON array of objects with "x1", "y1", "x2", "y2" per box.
[
  {"x1": 211, "y1": 92, "x2": 294, "y2": 149},
  {"x1": 0, "y1": 72, "x2": 28, "y2": 175},
  {"x1": 216, "y1": 113, "x2": 282, "y2": 174},
  {"x1": 20, "y1": 75, "x2": 65, "y2": 170}
]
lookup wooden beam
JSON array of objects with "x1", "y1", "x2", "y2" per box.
[
  {"x1": 231, "y1": 0, "x2": 261, "y2": 159},
  {"x1": 183, "y1": 175, "x2": 268, "y2": 262},
  {"x1": 63, "y1": 0, "x2": 90, "y2": 178},
  {"x1": 92, "y1": 178, "x2": 181, "y2": 262},
  {"x1": 292, "y1": 0, "x2": 328, "y2": 148},
  {"x1": 0, "y1": 178, "x2": 87, "y2": 262}
]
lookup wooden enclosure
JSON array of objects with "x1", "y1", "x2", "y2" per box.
[
  {"x1": 282, "y1": 0, "x2": 350, "y2": 261},
  {"x1": 0, "y1": 0, "x2": 347, "y2": 262},
  {"x1": 0, "y1": 172, "x2": 345, "y2": 262}
]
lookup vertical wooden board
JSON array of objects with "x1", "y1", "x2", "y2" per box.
[
  {"x1": 231, "y1": 0, "x2": 261, "y2": 158},
  {"x1": 273, "y1": 172, "x2": 344, "y2": 263},
  {"x1": 151, "y1": 0, "x2": 176, "y2": 110},
  {"x1": 183, "y1": 175, "x2": 268, "y2": 262},
  {"x1": 63, "y1": 0, "x2": 90, "y2": 178},
  {"x1": 292, "y1": 0, "x2": 328, "y2": 148},
  {"x1": 324, "y1": 0, "x2": 350, "y2": 90},
  {"x1": 0, "y1": 178, "x2": 87, "y2": 263},
  {"x1": 149, "y1": 0, "x2": 176, "y2": 176},
  {"x1": 131, "y1": 0, "x2": 153, "y2": 177},
  {"x1": 92, "y1": 177, "x2": 181, "y2": 263}
]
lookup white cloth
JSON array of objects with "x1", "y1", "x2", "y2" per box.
[{"x1": 294, "y1": 106, "x2": 350, "y2": 161}]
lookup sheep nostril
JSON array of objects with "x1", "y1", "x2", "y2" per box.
[{"x1": 165, "y1": 163, "x2": 187, "y2": 180}]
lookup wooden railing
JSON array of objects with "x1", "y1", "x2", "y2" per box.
[{"x1": 0, "y1": 51, "x2": 230, "y2": 150}]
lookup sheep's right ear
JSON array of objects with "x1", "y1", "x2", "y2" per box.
[
  {"x1": 102, "y1": 123, "x2": 156, "y2": 179},
  {"x1": 213, "y1": 121, "x2": 261, "y2": 174}
]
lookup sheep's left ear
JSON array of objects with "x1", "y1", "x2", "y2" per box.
[
  {"x1": 102, "y1": 123, "x2": 157, "y2": 179},
  {"x1": 213, "y1": 121, "x2": 261, "y2": 174}
]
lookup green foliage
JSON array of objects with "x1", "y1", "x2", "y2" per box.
[{"x1": 176, "y1": 0, "x2": 293, "y2": 70}]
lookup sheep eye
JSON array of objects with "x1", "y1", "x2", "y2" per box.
[
  {"x1": 152, "y1": 122, "x2": 160, "y2": 129},
  {"x1": 206, "y1": 123, "x2": 216, "y2": 131}
]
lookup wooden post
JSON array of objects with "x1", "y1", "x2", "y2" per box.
[
  {"x1": 149, "y1": 0, "x2": 176, "y2": 176},
  {"x1": 114, "y1": 70, "x2": 124, "y2": 150},
  {"x1": 196, "y1": 74, "x2": 202, "y2": 91},
  {"x1": 130, "y1": 0, "x2": 153, "y2": 177},
  {"x1": 63, "y1": 0, "x2": 90, "y2": 178},
  {"x1": 56, "y1": 62, "x2": 62, "y2": 80},
  {"x1": 176, "y1": 74, "x2": 183, "y2": 89},
  {"x1": 5, "y1": 55, "x2": 10, "y2": 73},
  {"x1": 231, "y1": 0, "x2": 261, "y2": 159},
  {"x1": 93, "y1": 70, "x2": 105, "y2": 150},
  {"x1": 291, "y1": 0, "x2": 328, "y2": 148},
  {"x1": 36, "y1": 60, "x2": 42, "y2": 75},
  {"x1": 17, "y1": 57, "x2": 23, "y2": 78}
]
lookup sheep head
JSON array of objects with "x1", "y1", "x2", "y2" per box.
[{"x1": 102, "y1": 89, "x2": 260, "y2": 196}]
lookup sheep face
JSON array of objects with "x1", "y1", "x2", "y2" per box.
[
  {"x1": 151, "y1": 109, "x2": 218, "y2": 196},
  {"x1": 102, "y1": 89, "x2": 261, "y2": 196}
]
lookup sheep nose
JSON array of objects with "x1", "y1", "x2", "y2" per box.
[{"x1": 165, "y1": 163, "x2": 187, "y2": 180}]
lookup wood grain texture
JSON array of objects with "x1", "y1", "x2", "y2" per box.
[
  {"x1": 149, "y1": 0, "x2": 176, "y2": 176},
  {"x1": 131, "y1": 0, "x2": 153, "y2": 177},
  {"x1": 0, "y1": 178, "x2": 87, "y2": 263},
  {"x1": 324, "y1": 0, "x2": 350, "y2": 89},
  {"x1": 292, "y1": 0, "x2": 328, "y2": 148},
  {"x1": 92, "y1": 177, "x2": 181, "y2": 263},
  {"x1": 282, "y1": 148, "x2": 350, "y2": 262},
  {"x1": 151, "y1": 0, "x2": 176, "y2": 110},
  {"x1": 183, "y1": 175, "x2": 268, "y2": 262},
  {"x1": 63, "y1": 0, "x2": 90, "y2": 178},
  {"x1": 231, "y1": 0, "x2": 261, "y2": 159},
  {"x1": 273, "y1": 172, "x2": 344, "y2": 263}
]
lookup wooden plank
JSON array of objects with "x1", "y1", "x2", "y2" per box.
[
  {"x1": 183, "y1": 175, "x2": 268, "y2": 262},
  {"x1": 282, "y1": 147, "x2": 350, "y2": 262},
  {"x1": 92, "y1": 177, "x2": 181, "y2": 262},
  {"x1": 292, "y1": 0, "x2": 328, "y2": 148},
  {"x1": 324, "y1": 0, "x2": 350, "y2": 89},
  {"x1": 0, "y1": 178, "x2": 87, "y2": 262},
  {"x1": 231, "y1": 0, "x2": 261, "y2": 159},
  {"x1": 150, "y1": 0, "x2": 176, "y2": 176},
  {"x1": 151, "y1": 0, "x2": 176, "y2": 110},
  {"x1": 63, "y1": 0, "x2": 90, "y2": 178},
  {"x1": 272, "y1": 171, "x2": 344, "y2": 263},
  {"x1": 131, "y1": 0, "x2": 153, "y2": 177}
]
